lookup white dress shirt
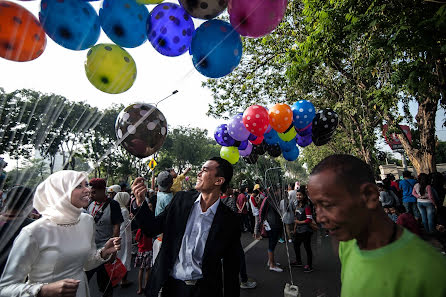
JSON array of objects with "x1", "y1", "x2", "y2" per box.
[{"x1": 171, "y1": 194, "x2": 220, "y2": 281}]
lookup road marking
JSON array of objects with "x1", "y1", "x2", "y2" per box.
[{"x1": 243, "y1": 239, "x2": 260, "y2": 253}]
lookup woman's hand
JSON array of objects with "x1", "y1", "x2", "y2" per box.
[
  {"x1": 101, "y1": 237, "x2": 121, "y2": 259},
  {"x1": 132, "y1": 177, "x2": 147, "y2": 207},
  {"x1": 38, "y1": 279, "x2": 80, "y2": 297}
]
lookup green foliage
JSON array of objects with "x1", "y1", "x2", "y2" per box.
[
  {"x1": 436, "y1": 140, "x2": 446, "y2": 164},
  {"x1": 4, "y1": 158, "x2": 49, "y2": 189}
]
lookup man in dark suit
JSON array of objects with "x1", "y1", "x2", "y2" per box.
[{"x1": 131, "y1": 157, "x2": 241, "y2": 297}]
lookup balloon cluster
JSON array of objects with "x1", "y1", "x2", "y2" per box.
[
  {"x1": 215, "y1": 101, "x2": 339, "y2": 164},
  {"x1": 2, "y1": 0, "x2": 290, "y2": 94}
]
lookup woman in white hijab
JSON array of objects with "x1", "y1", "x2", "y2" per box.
[
  {"x1": 0, "y1": 170, "x2": 120, "y2": 297},
  {"x1": 114, "y1": 192, "x2": 132, "y2": 287}
]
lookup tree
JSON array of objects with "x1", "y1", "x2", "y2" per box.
[{"x1": 4, "y1": 158, "x2": 49, "y2": 189}]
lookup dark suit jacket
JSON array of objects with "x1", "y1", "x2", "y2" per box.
[{"x1": 132, "y1": 190, "x2": 241, "y2": 297}]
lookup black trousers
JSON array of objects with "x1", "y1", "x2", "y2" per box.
[
  {"x1": 162, "y1": 277, "x2": 202, "y2": 297},
  {"x1": 86, "y1": 263, "x2": 113, "y2": 296},
  {"x1": 293, "y1": 231, "x2": 313, "y2": 268}
]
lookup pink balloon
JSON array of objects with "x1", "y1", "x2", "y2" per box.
[{"x1": 228, "y1": 0, "x2": 287, "y2": 38}]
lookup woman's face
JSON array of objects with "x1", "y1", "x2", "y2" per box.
[
  {"x1": 296, "y1": 191, "x2": 304, "y2": 201},
  {"x1": 71, "y1": 180, "x2": 90, "y2": 208}
]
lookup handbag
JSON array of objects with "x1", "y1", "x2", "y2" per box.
[{"x1": 104, "y1": 258, "x2": 127, "y2": 287}]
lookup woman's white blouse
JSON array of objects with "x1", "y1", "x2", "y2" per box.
[{"x1": 0, "y1": 213, "x2": 107, "y2": 297}]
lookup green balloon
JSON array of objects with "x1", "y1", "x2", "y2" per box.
[
  {"x1": 220, "y1": 146, "x2": 239, "y2": 164},
  {"x1": 278, "y1": 128, "x2": 297, "y2": 142}
]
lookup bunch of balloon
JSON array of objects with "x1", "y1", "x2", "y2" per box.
[{"x1": 311, "y1": 108, "x2": 339, "y2": 146}]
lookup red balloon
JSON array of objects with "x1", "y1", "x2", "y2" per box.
[
  {"x1": 242, "y1": 105, "x2": 269, "y2": 137},
  {"x1": 0, "y1": 1, "x2": 46, "y2": 62},
  {"x1": 250, "y1": 135, "x2": 264, "y2": 145}
]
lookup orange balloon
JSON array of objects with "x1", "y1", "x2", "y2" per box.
[
  {"x1": 268, "y1": 103, "x2": 293, "y2": 133},
  {"x1": 0, "y1": 1, "x2": 46, "y2": 62}
]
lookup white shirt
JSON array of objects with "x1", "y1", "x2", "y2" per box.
[{"x1": 171, "y1": 195, "x2": 219, "y2": 281}]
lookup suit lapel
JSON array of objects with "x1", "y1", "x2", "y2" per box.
[{"x1": 202, "y1": 201, "x2": 225, "y2": 264}]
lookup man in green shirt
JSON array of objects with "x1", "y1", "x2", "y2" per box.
[{"x1": 307, "y1": 154, "x2": 446, "y2": 297}]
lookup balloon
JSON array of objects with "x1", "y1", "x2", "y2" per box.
[
  {"x1": 296, "y1": 123, "x2": 312, "y2": 137},
  {"x1": 312, "y1": 108, "x2": 339, "y2": 137},
  {"x1": 228, "y1": 114, "x2": 250, "y2": 141},
  {"x1": 278, "y1": 138, "x2": 296, "y2": 152},
  {"x1": 278, "y1": 128, "x2": 297, "y2": 142},
  {"x1": 147, "y1": 3, "x2": 195, "y2": 57},
  {"x1": 264, "y1": 129, "x2": 279, "y2": 145},
  {"x1": 39, "y1": 0, "x2": 100, "y2": 50},
  {"x1": 296, "y1": 134, "x2": 312, "y2": 147},
  {"x1": 282, "y1": 145, "x2": 299, "y2": 161},
  {"x1": 243, "y1": 152, "x2": 258, "y2": 164},
  {"x1": 115, "y1": 103, "x2": 168, "y2": 158},
  {"x1": 99, "y1": 0, "x2": 149, "y2": 48},
  {"x1": 0, "y1": 1, "x2": 46, "y2": 62},
  {"x1": 85, "y1": 44, "x2": 137, "y2": 94},
  {"x1": 266, "y1": 143, "x2": 281, "y2": 158},
  {"x1": 228, "y1": 0, "x2": 287, "y2": 38},
  {"x1": 239, "y1": 141, "x2": 253, "y2": 157},
  {"x1": 243, "y1": 105, "x2": 269, "y2": 137},
  {"x1": 220, "y1": 146, "x2": 239, "y2": 164},
  {"x1": 291, "y1": 100, "x2": 316, "y2": 129},
  {"x1": 214, "y1": 124, "x2": 236, "y2": 146},
  {"x1": 137, "y1": 0, "x2": 164, "y2": 3},
  {"x1": 268, "y1": 103, "x2": 293, "y2": 133},
  {"x1": 249, "y1": 135, "x2": 264, "y2": 145},
  {"x1": 190, "y1": 19, "x2": 242, "y2": 78},
  {"x1": 312, "y1": 133, "x2": 333, "y2": 146},
  {"x1": 179, "y1": 0, "x2": 228, "y2": 19},
  {"x1": 252, "y1": 141, "x2": 267, "y2": 155}
]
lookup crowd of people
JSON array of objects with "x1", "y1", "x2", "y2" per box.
[{"x1": 0, "y1": 155, "x2": 445, "y2": 297}]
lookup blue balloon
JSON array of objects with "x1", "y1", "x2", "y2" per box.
[
  {"x1": 148, "y1": 3, "x2": 195, "y2": 57},
  {"x1": 39, "y1": 0, "x2": 100, "y2": 50},
  {"x1": 264, "y1": 129, "x2": 280, "y2": 145},
  {"x1": 296, "y1": 124, "x2": 312, "y2": 137},
  {"x1": 282, "y1": 145, "x2": 300, "y2": 161},
  {"x1": 99, "y1": 0, "x2": 149, "y2": 48},
  {"x1": 297, "y1": 134, "x2": 312, "y2": 147},
  {"x1": 214, "y1": 124, "x2": 235, "y2": 147},
  {"x1": 238, "y1": 140, "x2": 249, "y2": 150},
  {"x1": 190, "y1": 19, "x2": 242, "y2": 78},
  {"x1": 291, "y1": 100, "x2": 316, "y2": 129},
  {"x1": 278, "y1": 138, "x2": 297, "y2": 152}
]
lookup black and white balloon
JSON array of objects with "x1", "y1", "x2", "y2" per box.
[
  {"x1": 312, "y1": 108, "x2": 338, "y2": 146},
  {"x1": 115, "y1": 103, "x2": 168, "y2": 158},
  {"x1": 179, "y1": 0, "x2": 228, "y2": 20}
]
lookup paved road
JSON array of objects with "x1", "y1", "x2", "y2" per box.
[{"x1": 90, "y1": 230, "x2": 341, "y2": 297}]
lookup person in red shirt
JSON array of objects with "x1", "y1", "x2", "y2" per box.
[
  {"x1": 134, "y1": 229, "x2": 153, "y2": 295},
  {"x1": 237, "y1": 187, "x2": 249, "y2": 232}
]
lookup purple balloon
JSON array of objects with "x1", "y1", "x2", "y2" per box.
[
  {"x1": 214, "y1": 124, "x2": 236, "y2": 146},
  {"x1": 248, "y1": 133, "x2": 257, "y2": 141},
  {"x1": 296, "y1": 124, "x2": 312, "y2": 137},
  {"x1": 297, "y1": 134, "x2": 312, "y2": 147},
  {"x1": 239, "y1": 141, "x2": 253, "y2": 157},
  {"x1": 228, "y1": 114, "x2": 250, "y2": 141},
  {"x1": 238, "y1": 140, "x2": 249, "y2": 150}
]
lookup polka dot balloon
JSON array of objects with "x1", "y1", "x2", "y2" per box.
[
  {"x1": 214, "y1": 124, "x2": 236, "y2": 147},
  {"x1": 268, "y1": 103, "x2": 293, "y2": 133},
  {"x1": 179, "y1": 0, "x2": 228, "y2": 20},
  {"x1": 278, "y1": 127, "x2": 297, "y2": 142},
  {"x1": 85, "y1": 43, "x2": 137, "y2": 94},
  {"x1": 220, "y1": 146, "x2": 239, "y2": 164},
  {"x1": 39, "y1": 0, "x2": 100, "y2": 50},
  {"x1": 282, "y1": 145, "x2": 299, "y2": 161},
  {"x1": 291, "y1": 100, "x2": 315, "y2": 129},
  {"x1": 228, "y1": 113, "x2": 250, "y2": 141},
  {"x1": 99, "y1": 0, "x2": 149, "y2": 48},
  {"x1": 115, "y1": 103, "x2": 168, "y2": 158},
  {"x1": 147, "y1": 2, "x2": 195, "y2": 57},
  {"x1": 312, "y1": 108, "x2": 339, "y2": 136},
  {"x1": 0, "y1": 1, "x2": 46, "y2": 62},
  {"x1": 242, "y1": 105, "x2": 269, "y2": 137}
]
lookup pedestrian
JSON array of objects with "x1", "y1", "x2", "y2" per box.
[
  {"x1": 155, "y1": 171, "x2": 173, "y2": 216},
  {"x1": 114, "y1": 191, "x2": 133, "y2": 287},
  {"x1": 412, "y1": 173, "x2": 437, "y2": 234},
  {"x1": 86, "y1": 178, "x2": 124, "y2": 297},
  {"x1": 308, "y1": 154, "x2": 446, "y2": 297},
  {"x1": 395, "y1": 204, "x2": 421, "y2": 236},
  {"x1": 249, "y1": 189, "x2": 261, "y2": 240},
  {"x1": 107, "y1": 185, "x2": 121, "y2": 199},
  {"x1": 280, "y1": 184, "x2": 296, "y2": 243},
  {"x1": 0, "y1": 171, "x2": 120, "y2": 297},
  {"x1": 237, "y1": 186, "x2": 249, "y2": 232},
  {"x1": 134, "y1": 228, "x2": 153, "y2": 295},
  {"x1": 399, "y1": 170, "x2": 420, "y2": 220},
  {"x1": 291, "y1": 187, "x2": 314, "y2": 272},
  {"x1": 131, "y1": 157, "x2": 241, "y2": 297},
  {"x1": 168, "y1": 167, "x2": 191, "y2": 195},
  {"x1": 378, "y1": 179, "x2": 399, "y2": 207}
]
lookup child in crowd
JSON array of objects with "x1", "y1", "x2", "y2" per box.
[{"x1": 134, "y1": 228, "x2": 153, "y2": 295}]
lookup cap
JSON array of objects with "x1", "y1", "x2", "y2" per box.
[
  {"x1": 157, "y1": 171, "x2": 173, "y2": 192},
  {"x1": 253, "y1": 184, "x2": 260, "y2": 191},
  {"x1": 107, "y1": 185, "x2": 121, "y2": 193}
]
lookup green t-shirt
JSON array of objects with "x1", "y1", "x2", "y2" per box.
[{"x1": 339, "y1": 229, "x2": 446, "y2": 297}]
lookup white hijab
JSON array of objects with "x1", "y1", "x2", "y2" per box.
[
  {"x1": 34, "y1": 170, "x2": 89, "y2": 225},
  {"x1": 114, "y1": 192, "x2": 130, "y2": 209}
]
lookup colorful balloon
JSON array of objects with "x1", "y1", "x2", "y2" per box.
[
  {"x1": 278, "y1": 127, "x2": 297, "y2": 142},
  {"x1": 220, "y1": 146, "x2": 239, "y2": 164},
  {"x1": 292, "y1": 100, "x2": 316, "y2": 129},
  {"x1": 278, "y1": 138, "x2": 296, "y2": 152},
  {"x1": 190, "y1": 19, "x2": 242, "y2": 78},
  {"x1": 239, "y1": 141, "x2": 253, "y2": 157},
  {"x1": 266, "y1": 143, "x2": 281, "y2": 158},
  {"x1": 264, "y1": 129, "x2": 279, "y2": 145},
  {"x1": 0, "y1": 1, "x2": 46, "y2": 62},
  {"x1": 228, "y1": 114, "x2": 250, "y2": 141},
  {"x1": 228, "y1": 0, "x2": 287, "y2": 38},
  {"x1": 39, "y1": 0, "x2": 100, "y2": 50},
  {"x1": 115, "y1": 103, "x2": 168, "y2": 158},
  {"x1": 85, "y1": 43, "x2": 137, "y2": 94},
  {"x1": 243, "y1": 152, "x2": 258, "y2": 164},
  {"x1": 243, "y1": 105, "x2": 269, "y2": 137},
  {"x1": 312, "y1": 108, "x2": 339, "y2": 136},
  {"x1": 99, "y1": 0, "x2": 149, "y2": 48},
  {"x1": 214, "y1": 124, "x2": 236, "y2": 147},
  {"x1": 147, "y1": 3, "x2": 194, "y2": 57},
  {"x1": 282, "y1": 145, "x2": 299, "y2": 161},
  {"x1": 296, "y1": 134, "x2": 312, "y2": 147},
  {"x1": 268, "y1": 103, "x2": 293, "y2": 133},
  {"x1": 296, "y1": 123, "x2": 312, "y2": 137},
  {"x1": 252, "y1": 142, "x2": 267, "y2": 155},
  {"x1": 179, "y1": 0, "x2": 228, "y2": 19},
  {"x1": 249, "y1": 135, "x2": 264, "y2": 145}
]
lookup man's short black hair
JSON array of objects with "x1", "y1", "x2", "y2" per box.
[
  {"x1": 310, "y1": 154, "x2": 375, "y2": 194},
  {"x1": 403, "y1": 170, "x2": 413, "y2": 178},
  {"x1": 4, "y1": 186, "x2": 33, "y2": 211},
  {"x1": 209, "y1": 157, "x2": 233, "y2": 193}
]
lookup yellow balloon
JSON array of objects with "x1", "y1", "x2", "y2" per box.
[
  {"x1": 220, "y1": 146, "x2": 239, "y2": 165},
  {"x1": 278, "y1": 128, "x2": 297, "y2": 142},
  {"x1": 85, "y1": 44, "x2": 137, "y2": 94},
  {"x1": 136, "y1": 0, "x2": 164, "y2": 4}
]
